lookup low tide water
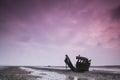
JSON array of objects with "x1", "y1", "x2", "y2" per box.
[
  {"x1": 0, "y1": 66, "x2": 119, "y2": 80},
  {"x1": 36, "y1": 66, "x2": 120, "y2": 74},
  {"x1": 20, "y1": 67, "x2": 95, "y2": 80}
]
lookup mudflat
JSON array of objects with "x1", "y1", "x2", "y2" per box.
[
  {"x1": 0, "y1": 66, "x2": 120, "y2": 80},
  {"x1": 0, "y1": 67, "x2": 41, "y2": 80}
]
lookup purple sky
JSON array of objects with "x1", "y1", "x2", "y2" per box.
[{"x1": 0, "y1": 0, "x2": 120, "y2": 66}]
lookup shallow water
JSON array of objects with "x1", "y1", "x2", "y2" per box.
[
  {"x1": 66, "y1": 76, "x2": 95, "y2": 80},
  {"x1": 90, "y1": 67, "x2": 120, "y2": 74},
  {"x1": 36, "y1": 66, "x2": 120, "y2": 74},
  {"x1": 20, "y1": 67, "x2": 66, "y2": 80},
  {"x1": 20, "y1": 67, "x2": 94, "y2": 80}
]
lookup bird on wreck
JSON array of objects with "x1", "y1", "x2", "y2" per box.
[{"x1": 64, "y1": 54, "x2": 91, "y2": 72}]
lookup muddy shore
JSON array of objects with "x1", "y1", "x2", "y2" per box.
[
  {"x1": 0, "y1": 66, "x2": 120, "y2": 80},
  {"x1": 28, "y1": 66, "x2": 120, "y2": 80},
  {"x1": 0, "y1": 67, "x2": 41, "y2": 80}
]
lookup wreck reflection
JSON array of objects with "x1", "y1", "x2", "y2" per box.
[{"x1": 66, "y1": 76, "x2": 88, "y2": 80}]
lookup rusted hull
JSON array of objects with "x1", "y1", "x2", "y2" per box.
[
  {"x1": 76, "y1": 63, "x2": 91, "y2": 72},
  {"x1": 64, "y1": 55, "x2": 91, "y2": 72},
  {"x1": 64, "y1": 55, "x2": 76, "y2": 71}
]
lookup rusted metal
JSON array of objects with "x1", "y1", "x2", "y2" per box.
[{"x1": 64, "y1": 54, "x2": 91, "y2": 72}]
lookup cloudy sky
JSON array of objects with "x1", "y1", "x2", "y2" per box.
[{"x1": 0, "y1": 0, "x2": 120, "y2": 66}]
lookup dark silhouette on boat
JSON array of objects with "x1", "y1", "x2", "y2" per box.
[{"x1": 64, "y1": 54, "x2": 91, "y2": 72}]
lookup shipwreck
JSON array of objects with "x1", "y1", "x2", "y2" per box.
[{"x1": 64, "y1": 55, "x2": 91, "y2": 72}]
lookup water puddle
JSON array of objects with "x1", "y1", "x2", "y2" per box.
[
  {"x1": 20, "y1": 67, "x2": 66, "y2": 80},
  {"x1": 20, "y1": 67, "x2": 95, "y2": 80},
  {"x1": 20, "y1": 67, "x2": 120, "y2": 80},
  {"x1": 66, "y1": 76, "x2": 95, "y2": 80}
]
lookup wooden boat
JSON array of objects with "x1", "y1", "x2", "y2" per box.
[{"x1": 64, "y1": 55, "x2": 91, "y2": 72}]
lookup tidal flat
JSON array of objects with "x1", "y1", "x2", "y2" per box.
[{"x1": 0, "y1": 66, "x2": 120, "y2": 80}]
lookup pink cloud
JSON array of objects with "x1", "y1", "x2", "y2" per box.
[{"x1": 0, "y1": 0, "x2": 120, "y2": 65}]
